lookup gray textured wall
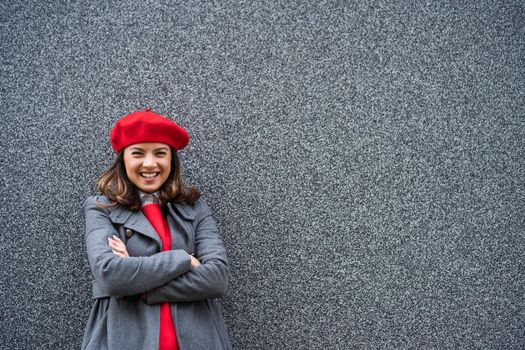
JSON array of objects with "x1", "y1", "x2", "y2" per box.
[{"x1": 1, "y1": 0, "x2": 524, "y2": 349}]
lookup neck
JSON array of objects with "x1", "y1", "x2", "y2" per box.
[{"x1": 137, "y1": 190, "x2": 160, "y2": 207}]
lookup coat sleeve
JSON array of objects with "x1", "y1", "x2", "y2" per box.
[
  {"x1": 144, "y1": 199, "x2": 229, "y2": 304},
  {"x1": 85, "y1": 196, "x2": 192, "y2": 297}
]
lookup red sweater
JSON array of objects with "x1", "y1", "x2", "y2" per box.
[{"x1": 143, "y1": 204, "x2": 179, "y2": 350}]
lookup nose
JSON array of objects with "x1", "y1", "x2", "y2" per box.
[{"x1": 143, "y1": 154, "x2": 157, "y2": 168}]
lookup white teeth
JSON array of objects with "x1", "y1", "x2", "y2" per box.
[{"x1": 141, "y1": 173, "x2": 159, "y2": 178}]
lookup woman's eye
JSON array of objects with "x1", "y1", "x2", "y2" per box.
[
  {"x1": 156, "y1": 152, "x2": 167, "y2": 156},
  {"x1": 131, "y1": 152, "x2": 143, "y2": 156}
]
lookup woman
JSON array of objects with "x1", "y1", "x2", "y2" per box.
[{"x1": 82, "y1": 109, "x2": 232, "y2": 350}]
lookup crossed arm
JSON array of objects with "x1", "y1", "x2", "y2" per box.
[
  {"x1": 107, "y1": 209, "x2": 230, "y2": 304},
  {"x1": 85, "y1": 196, "x2": 229, "y2": 303},
  {"x1": 109, "y1": 235, "x2": 202, "y2": 268}
]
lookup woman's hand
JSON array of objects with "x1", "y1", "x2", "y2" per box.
[
  {"x1": 189, "y1": 254, "x2": 201, "y2": 269},
  {"x1": 108, "y1": 235, "x2": 129, "y2": 257}
]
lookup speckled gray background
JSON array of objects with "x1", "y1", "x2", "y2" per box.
[{"x1": 1, "y1": 0, "x2": 524, "y2": 349}]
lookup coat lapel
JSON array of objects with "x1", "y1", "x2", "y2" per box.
[
  {"x1": 167, "y1": 201, "x2": 196, "y2": 254},
  {"x1": 108, "y1": 205, "x2": 162, "y2": 248},
  {"x1": 106, "y1": 201, "x2": 196, "y2": 252},
  {"x1": 168, "y1": 201, "x2": 196, "y2": 221}
]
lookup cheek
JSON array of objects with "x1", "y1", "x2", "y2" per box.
[
  {"x1": 125, "y1": 165, "x2": 134, "y2": 179},
  {"x1": 123, "y1": 157, "x2": 137, "y2": 177},
  {"x1": 163, "y1": 162, "x2": 171, "y2": 176},
  {"x1": 163, "y1": 157, "x2": 172, "y2": 173}
]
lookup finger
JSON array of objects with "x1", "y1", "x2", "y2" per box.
[
  {"x1": 191, "y1": 256, "x2": 202, "y2": 266},
  {"x1": 112, "y1": 235, "x2": 124, "y2": 243},
  {"x1": 115, "y1": 243, "x2": 127, "y2": 252},
  {"x1": 108, "y1": 240, "x2": 119, "y2": 249},
  {"x1": 109, "y1": 241, "x2": 122, "y2": 250},
  {"x1": 108, "y1": 239, "x2": 122, "y2": 248},
  {"x1": 111, "y1": 237, "x2": 127, "y2": 250},
  {"x1": 112, "y1": 249, "x2": 123, "y2": 256},
  {"x1": 114, "y1": 250, "x2": 128, "y2": 257},
  {"x1": 108, "y1": 238, "x2": 125, "y2": 249}
]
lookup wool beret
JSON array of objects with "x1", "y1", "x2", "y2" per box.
[{"x1": 110, "y1": 109, "x2": 190, "y2": 153}]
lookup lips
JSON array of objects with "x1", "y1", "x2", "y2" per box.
[
  {"x1": 140, "y1": 172, "x2": 160, "y2": 178},
  {"x1": 139, "y1": 172, "x2": 161, "y2": 183}
]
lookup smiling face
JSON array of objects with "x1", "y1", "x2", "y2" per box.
[{"x1": 123, "y1": 142, "x2": 172, "y2": 193}]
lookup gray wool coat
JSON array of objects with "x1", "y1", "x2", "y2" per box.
[{"x1": 81, "y1": 195, "x2": 232, "y2": 350}]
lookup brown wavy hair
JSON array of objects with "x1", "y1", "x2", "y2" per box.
[{"x1": 96, "y1": 147, "x2": 200, "y2": 210}]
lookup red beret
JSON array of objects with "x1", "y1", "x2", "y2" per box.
[{"x1": 110, "y1": 109, "x2": 190, "y2": 153}]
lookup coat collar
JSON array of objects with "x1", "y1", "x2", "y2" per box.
[
  {"x1": 108, "y1": 201, "x2": 195, "y2": 224},
  {"x1": 167, "y1": 201, "x2": 196, "y2": 220}
]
